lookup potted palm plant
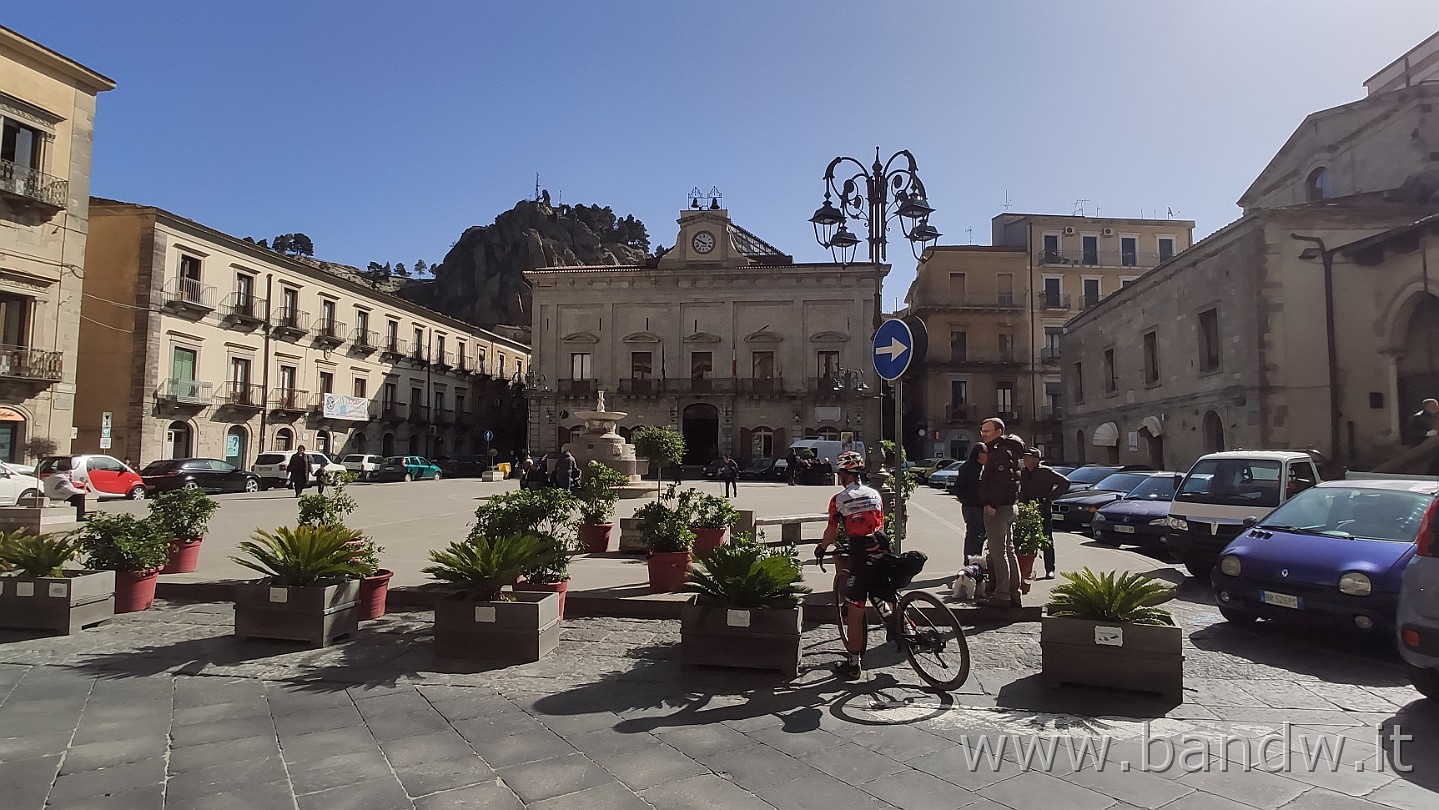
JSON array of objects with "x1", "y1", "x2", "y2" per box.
[
  {"x1": 681, "y1": 536, "x2": 809, "y2": 676},
  {"x1": 147, "y1": 488, "x2": 220, "y2": 574},
  {"x1": 468, "y1": 487, "x2": 580, "y2": 619},
  {"x1": 576, "y1": 461, "x2": 626, "y2": 553},
  {"x1": 1013, "y1": 500, "x2": 1051, "y2": 594},
  {"x1": 74, "y1": 513, "x2": 170, "y2": 613},
  {"x1": 1042, "y1": 568, "x2": 1183, "y2": 702},
  {"x1": 230, "y1": 524, "x2": 366, "y2": 647},
  {"x1": 423, "y1": 531, "x2": 563, "y2": 661},
  {"x1": 297, "y1": 473, "x2": 392, "y2": 620},
  {"x1": 0, "y1": 529, "x2": 114, "y2": 633},
  {"x1": 684, "y1": 490, "x2": 740, "y2": 558},
  {"x1": 636, "y1": 485, "x2": 696, "y2": 593}
]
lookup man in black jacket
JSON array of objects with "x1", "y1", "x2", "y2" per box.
[
  {"x1": 1020, "y1": 448, "x2": 1071, "y2": 579},
  {"x1": 979, "y1": 418, "x2": 1027, "y2": 608},
  {"x1": 951, "y1": 443, "x2": 987, "y2": 557}
]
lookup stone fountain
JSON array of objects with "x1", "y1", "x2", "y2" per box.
[{"x1": 569, "y1": 390, "x2": 651, "y2": 499}]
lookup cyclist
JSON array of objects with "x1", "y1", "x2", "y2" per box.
[{"x1": 815, "y1": 450, "x2": 886, "y2": 680}]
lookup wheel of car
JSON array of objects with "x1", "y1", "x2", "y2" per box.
[
  {"x1": 182, "y1": 480, "x2": 201, "y2": 490},
  {"x1": 1183, "y1": 555, "x2": 1215, "y2": 579},
  {"x1": 403, "y1": 472, "x2": 413, "y2": 482},
  {"x1": 433, "y1": 471, "x2": 442, "y2": 481},
  {"x1": 244, "y1": 478, "x2": 260, "y2": 493},
  {"x1": 18, "y1": 488, "x2": 37, "y2": 504},
  {"x1": 1094, "y1": 533, "x2": 1123, "y2": 547},
  {"x1": 1408, "y1": 664, "x2": 1439, "y2": 700},
  {"x1": 127, "y1": 485, "x2": 147, "y2": 500},
  {"x1": 1218, "y1": 606, "x2": 1258, "y2": 626}
]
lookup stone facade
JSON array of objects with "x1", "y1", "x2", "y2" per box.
[
  {"x1": 0, "y1": 27, "x2": 114, "y2": 462},
  {"x1": 525, "y1": 207, "x2": 885, "y2": 465},
  {"x1": 75, "y1": 201, "x2": 530, "y2": 469}
]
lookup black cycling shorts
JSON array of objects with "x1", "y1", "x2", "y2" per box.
[{"x1": 843, "y1": 533, "x2": 891, "y2": 607}]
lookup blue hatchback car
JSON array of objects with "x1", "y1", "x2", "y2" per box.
[{"x1": 1211, "y1": 480, "x2": 1434, "y2": 632}]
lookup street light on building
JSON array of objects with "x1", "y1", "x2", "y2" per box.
[
  {"x1": 810, "y1": 148, "x2": 941, "y2": 268},
  {"x1": 509, "y1": 369, "x2": 548, "y2": 392}
]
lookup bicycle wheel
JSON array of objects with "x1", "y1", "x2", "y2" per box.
[{"x1": 896, "y1": 590, "x2": 971, "y2": 691}]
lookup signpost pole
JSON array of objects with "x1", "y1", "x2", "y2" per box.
[{"x1": 893, "y1": 379, "x2": 905, "y2": 552}]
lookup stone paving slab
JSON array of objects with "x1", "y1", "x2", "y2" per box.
[{"x1": 0, "y1": 599, "x2": 1434, "y2": 809}]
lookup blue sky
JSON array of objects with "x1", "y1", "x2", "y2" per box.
[{"x1": 11, "y1": 2, "x2": 1438, "y2": 308}]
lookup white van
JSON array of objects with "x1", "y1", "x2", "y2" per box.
[
  {"x1": 788, "y1": 438, "x2": 866, "y2": 468},
  {"x1": 1165, "y1": 450, "x2": 1321, "y2": 578}
]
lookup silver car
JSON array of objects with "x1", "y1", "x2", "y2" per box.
[{"x1": 1395, "y1": 483, "x2": 1439, "y2": 699}]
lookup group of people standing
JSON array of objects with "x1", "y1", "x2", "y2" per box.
[{"x1": 947, "y1": 417, "x2": 1070, "y2": 609}]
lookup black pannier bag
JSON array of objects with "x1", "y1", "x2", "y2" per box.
[{"x1": 872, "y1": 550, "x2": 928, "y2": 596}]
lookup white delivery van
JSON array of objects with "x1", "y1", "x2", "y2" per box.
[
  {"x1": 1164, "y1": 450, "x2": 1321, "y2": 578},
  {"x1": 787, "y1": 438, "x2": 867, "y2": 468}
]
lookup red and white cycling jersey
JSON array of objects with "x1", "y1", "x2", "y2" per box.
[{"x1": 828, "y1": 481, "x2": 884, "y2": 538}]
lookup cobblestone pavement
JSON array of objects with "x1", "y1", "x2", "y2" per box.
[{"x1": 1, "y1": 591, "x2": 1436, "y2": 810}]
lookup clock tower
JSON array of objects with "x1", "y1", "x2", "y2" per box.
[{"x1": 658, "y1": 192, "x2": 747, "y2": 270}]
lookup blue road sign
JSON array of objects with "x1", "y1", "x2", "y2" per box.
[
  {"x1": 484, "y1": 429, "x2": 494, "y2": 442},
  {"x1": 873, "y1": 318, "x2": 915, "y2": 380}
]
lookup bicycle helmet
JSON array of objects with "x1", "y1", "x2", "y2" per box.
[{"x1": 835, "y1": 451, "x2": 866, "y2": 472}]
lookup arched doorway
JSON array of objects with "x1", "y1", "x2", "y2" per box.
[
  {"x1": 434, "y1": 437, "x2": 445, "y2": 457},
  {"x1": 1398, "y1": 293, "x2": 1439, "y2": 435},
  {"x1": 225, "y1": 426, "x2": 248, "y2": 469},
  {"x1": 408, "y1": 434, "x2": 420, "y2": 455},
  {"x1": 816, "y1": 426, "x2": 840, "y2": 441},
  {"x1": 1075, "y1": 430, "x2": 1086, "y2": 464},
  {"x1": 350, "y1": 432, "x2": 367, "y2": 453},
  {"x1": 751, "y1": 426, "x2": 775, "y2": 459},
  {"x1": 382, "y1": 432, "x2": 395, "y2": 456},
  {"x1": 274, "y1": 427, "x2": 294, "y2": 451},
  {"x1": 0, "y1": 407, "x2": 26, "y2": 463},
  {"x1": 1141, "y1": 429, "x2": 1164, "y2": 469},
  {"x1": 1202, "y1": 411, "x2": 1225, "y2": 453},
  {"x1": 165, "y1": 421, "x2": 192, "y2": 459},
  {"x1": 316, "y1": 430, "x2": 331, "y2": 456},
  {"x1": 681, "y1": 403, "x2": 719, "y2": 465}
]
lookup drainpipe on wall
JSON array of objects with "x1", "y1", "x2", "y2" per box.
[
  {"x1": 1290, "y1": 234, "x2": 1342, "y2": 467},
  {"x1": 259, "y1": 274, "x2": 273, "y2": 451}
]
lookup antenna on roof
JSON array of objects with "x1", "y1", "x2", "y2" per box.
[
  {"x1": 1071, "y1": 198, "x2": 1089, "y2": 217},
  {"x1": 965, "y1": 227, "x2": 974, "y2": 244},
  {"x1": 1003, "y1": 191, "x2": 1012, "y2": 211}
]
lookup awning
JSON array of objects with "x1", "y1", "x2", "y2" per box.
[
  {"x1": 1092, "y1": 421, "x2": 1120, "y2": 447},
  {"x1": 1141, "y1": 415, "x2": 1163, "y2": 438}
]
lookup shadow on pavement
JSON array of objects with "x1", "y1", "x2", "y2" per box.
[
  {"x1": 994, "y1": 673, "x2": 1180, "y2": 720},
  {"x1": 1186, "y1": 619, "x2": 1404, "y2": 686},
  {"x1": 1377, "y1": 701, "x2": 1439, "y2": 795}
]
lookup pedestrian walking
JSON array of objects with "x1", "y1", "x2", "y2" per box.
[
  {"x1": 44, "y1": 466, "x2": 89, "y2": 521},
  {"x1": 952, "y1": 443, "x2": 987, "y2": 558},
  {"x1": 1019, "y1": 447, "x2": 1071, "y2": 579},
  {"x1": 719, "y1": 453, "x2": 739, "y2": 497},
  {"x1": 287, "y1": 445, "x2": 311, "y2": 498},
  {"x1": 554, "y1": 448, "x2": 577, "y2": 493},
  {"x1": 978, "y1": 417, "x2": 1026, "y2": 609},
  {"x1": 1406, "y1": 398, "x2": 1439, "y2": 446},
  {"x1": 786, "y1": 449, "x2": 800, "y2": 486}
]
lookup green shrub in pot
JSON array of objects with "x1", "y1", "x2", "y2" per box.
[
  {"x1": 74, "y1": 514, "x2": 169, "y2": 573},
  {"x1": 576, "y1": 461, "x2": 627, "y2": 525},
  {"x1": 423, "y1": 532, "x2": 559, "y2": 602},
  {"x1": 1046, "y1": 568, "x2": 1175, "y2": 625},
  {"x1": 0, "y1": 530, "x2": 79, "y2": 578},
  {"x1": 147, "y1": 488, "x2": 219, "y2": 541},
  {"x1": 684, "y1": 534, "x2": 809, "y2": 609}
]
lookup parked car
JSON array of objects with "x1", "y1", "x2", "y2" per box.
[
  {"x1": 915, "y1": 458, "x2": 958, "y2": 483},
  {"x1": 927, "y1": 461, "x2": 966, "y2": 489},
  {"x1": 1213, "y1": 480, "x2": 1438, "y2": 633},
  {"x1": 141, "y1": 458, "x2": 261, "y2": 494},
  {"x1": 342, "y1": 453, "x2": 384, "y2": 481},
  {"x1": 1090, "y1": 473, "x2": 1179, "y2": 546},
  {"x1": 704, "y1": 457, "x2": 749, "y2": 478},
  {"x1": 1062, "y1": 465, "x2": 1122, "y2": 493},
  {"x1": 1051, "y1": 471, "x2": 1173, "y2": 533},
  {"x1": 436, "y1": 455, "x2": 487, "y2": 478},
  {"x1": 2, "y1": 462, "x2": 35, "y2": 476},
  {"x1": 251, "y1": 450, "x2": 347, "y2": 490},
  {"x1": 0, "y1": 463, "x2": 41, "y2": 506},
  {"x1": 738, "y1": 457, "x2": 788, "y2": 481},
  {"x1": 1396, "y1": 481, "x2": 1439, "y2": 699},
  {"x1": 37, "y1": 454, "x2": 146, "y2": 500},
  {"x1": 373, "y1": 455, "x2": 442, "y2": 482}
]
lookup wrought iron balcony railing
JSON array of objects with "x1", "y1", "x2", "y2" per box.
[
  {"x1": 379, "y1": 401, "x2": 407, "y2": 422},
  {"x1": 352, "y1": 328, "x2": 379, "y2": 351},
  {"x1": 1038, "y1": 247, "x2": 1172, "y2": 268},
  {"x1": 162, "y1": 278, "x2": 217, "y2": 312},
  {"x1": 0, "y1": 345, "x2": 63, "y2": 382},
  {"x1": 408, "y1": 404, "x2": 430, "y2": 424},
  {"x1": 946, "y1": 404, "x2": 970, "y2": 421},
  {"x1": 158, "y1": 378, "x2": 213, "y2": 405},
  {"x1": 432, "y1": 407, "x2": 453, "y2": 425},
  {"x1": 222, "y1": 293, "x2": 266, "y2": 324},
  {"x1": 316, "y1": 319, "x2": 346, "y2": 345},
  {"x1": 381, "y1": 337, "x2": 407, "y2": 358},
  {"x1": 557, "y1": 378, "x2": 596, "y2": 396},
  {"x1": 0, "y1": 158, "x2": 67, "y2": 209},
  {"x1": 1040, "y1": 346, "x2": 1061, "y2": 362},
  {"x1": 1036, "y1": 293, "x2": 1071, "y2": 310},
  {"x1": 273, "y1": 308, "x2": 311, "y2": 336},
  {"x1": 737, "y1": 377, "x2": 784, "y2": 395},
  {"x1": 269, "y1": 388, "x2": 308, "y2": 413},
  {"x1": 220, "y1": 382, "x2": 264, "y2": 408}
]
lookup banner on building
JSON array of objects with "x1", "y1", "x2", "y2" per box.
[{"x1": 322, "y1": 394, "x2": 371, "y2": 422}]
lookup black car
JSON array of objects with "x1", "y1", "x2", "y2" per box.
[
  {"x1": 435, "y1": 455, "x2": 487, "y2": 478},
  {"x1": 738, "y1": 457, "x2": 789, "y2": 481},
  {"x1": 141, "y1": 458, "x2": 261, "y2": 494},
  {"x1": 1051, "y1": 471, "x2": 1168, "y2": 532}
]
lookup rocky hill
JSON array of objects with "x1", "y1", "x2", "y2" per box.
[{"x1": 396, "y1": 200, "x2": 650, "y2": 332}]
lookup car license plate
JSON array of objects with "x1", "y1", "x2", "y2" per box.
[
  {"x1": 1261, "y1": 591, "x2": 1301, "y2": 609},
  {"x1": 1115, "y1": 525, "x2": 1135, "y2": 533},
  {"x1": 1051, "y1": 512, "x2": 1063, "y2": 521}
]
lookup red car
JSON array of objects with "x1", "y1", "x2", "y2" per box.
[{"x1": 37, "y1": 454, "x2": 147, "y2": 500}]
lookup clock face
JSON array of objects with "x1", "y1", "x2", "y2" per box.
[{"x1": 692, "y1": 230, "x2": 716, "y2": 254}]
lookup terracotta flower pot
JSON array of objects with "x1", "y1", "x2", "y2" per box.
[
  {"x1": 1017, "y1": 553, "x2": 1037, "y2": 595},
  {"x1": 646, "y1": 551, "x2": 692, "y2": 593},
  {"x1": 161, "y1": 537, "x2": 203, "y2": 574},
  {"x1": 515, "y1": 579, "x2": 569, "y2": 620},
  {"x1": 114, "y1": 569, "x2": 160, "y2": 613},
  {"x1": 691, "y1": 528, "x2": 728, "y2": 558},
  {"x1": 578, "y1": 523, "x2": 614, "y2": 554},
  {"x1": 358, "y1": 569, "x2": 393, "y2": 620}
]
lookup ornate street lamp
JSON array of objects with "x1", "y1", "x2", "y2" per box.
[
  {"x1": 810, "y1": 148, "x2": 941, "y2": 266},
  {"x1": 510, "y1": 369, "x2": 548, "y2": 392}
]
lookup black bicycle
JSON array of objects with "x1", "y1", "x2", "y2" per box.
[{"x1": 819, "y1": 542, "x2": 971, "y2": 691}]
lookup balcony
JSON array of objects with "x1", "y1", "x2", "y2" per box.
[
  {"x1": 269, "y1": 388, "x2": 308, "y2": 415},
  {"x1": 272, "y1": 308, "x2": 311, "y2": 338},
  {"x1": 1038, "y1": 247, "x2": 1170, "y2": 269},
  {"x1": 0, "y1": 159, "x2": 67, "y2": 212},
  {"x1": 936, "y1": 293, "x2": 1024, "y2": 311},
  {"x1": 161, "y1": 278, "x2": 217, "y2": 315},
  {"x1": 558, "y1": 378, "x2": 596, "y2": 397},
  {"x1": 351, "y1": 329, "x2": 379, "y2": 352},
  {"x1": 618, "y1": 377, "x2": 660, "y2": 396},
  {"x1": 433, "y1": 407, "x2": 454, "y2": 426},
  {"x1": 381, "y1": 337, "x2": 407, "y2": 360},
  {"x1": 1037, "y1": 293, "x2": 1071, "y2": 311},
  {"x1": 737, "y1": 377, "x2": 783, "y2": 396},
  {"x1": 997, "y1": 410, "x2": 1020, "y2": 425},
  {"x1": 452, "y1": 409, "x2": 470, "y2": 427},
  {"x1": 944, "y1": 351, "x2": 1022, "y2": 368},
  {"x1": 379, "y1": 402, "x2": 407, "y2": 423},
  {"x1": 0, "y1": 345, "x2": 63, "y2": 382},
  {"x1": 158, "y1": 378, "x2": 213, "y2": 406},
  {"x1": 222, "y1": 293, "x2": 266, "y2": 326},
  {"x1": 1040, "y1": 346, "x2": 1061, "y2": 363},
  {"x1": 434, "y1": 351, "x2": 455, "y2": 371},
  {"x1": 315, "y1": 319, "x2": 346, "y2": 347},
  {"x1": 946, "y1": 404, "x2": 970, "y2": 421},
  {"x1": 408, "y1": 405, "x2": 431, "y2": 425},
  {"x1": 220, "y1": 382, "x2": 264, "y2": 409},
  {"x1": 1040, "y1": 406, "x2": 1063, "y2": 421},
  {"x1": 1080, "y1": 294, "x2": 1104, "y2": 310}
]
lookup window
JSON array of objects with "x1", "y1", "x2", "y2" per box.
[
  {"x1": 751, "y1": 427, "x2": 775, "y2": 458},
  {"x1": 1103, "y1": 349, "x2": 1116, "y2": 393},
  {"x1": 386, "y1": 320, "x2": 399, "y2": 350},
  {"x1": 171, "y1": 347, "x2": 197, "y2": 385},
  {"x1": 997, "y1": 273, "x2": 1014, "y2": 306},
  {"x1": 948, "y1": 272, "x2": 966, "y2": 301},
  {"x1": 319, "y1": 371, "x2": 334, "y2": 395},
  {"x1": 280, "y1": 287, "x2": 299, "y2": 320},
  {"x1": 410, "y1": 386, "x2": 423, "y2": 408},
  {"x1": 413, "y1": 327, "x2": 425, "y2": 356},
  {"x1": 998, "y1": 333, "x2": 1014, "y2": 361},
  {"x1": 691, "y1": 352, "x2": 713, "y2": 379},
  {"x1": 1142, "y1": 331, "x2": 1159, "y2": 384},
  {"x1": 996, "y1": 383, "x2": 1014, "y2": 415},
  {"x1": 436, "y1": 335, "x2": 446, "y2": 360},
  {"x1": 355, "y1": 308, "x2": 370, "y2": 336},
  {"x1": 321, "y1": 299, "x2": 336, "y2": 330},
  {"x1": 178, "y1": 255, "x2": 203, "y2": 303},
  {"x1": 1121, "y1": 236, "x2": 1138, "y2": 267},
  {"x1": 1082, "y1": 278, "x2": 1101, "y2": 309},
  {"x1": 2, "y1": 117, "x2": 44, "y2": 172},
  {"x1": 278, "y1": 364, "x2": 297, "y2": 393},
  {"x1": 498, "y1": 353, "x2": 506, "y2": 378},
  {"x1": 353, "y1": 377, "x2": 367, "y2": 398},
  {"x1": 1044, "y1": 381, "x2": 1063, "y2": 416},
  {"x1": 1199, "y1": 308, "x2": 1221, "y2": 372},
  {"x1": 816, "y1": 351, "x2": 839, "y2": 378},
  {"x1": 631, "y1": 351, "x2": 652, "y2": 379},
  {"x1": 1043, "y1": 327, "x2": 1062, "y2": 360},
  {"x1": 751, "y1": 351, "x2": 774, "y2": 378},
  {"x1": 234, "y1": 274, "x2": 255, "y2": 314},
  {"x1": 1306, "y1": 167, "x2": 1331, "y2": 201},
  {"x1": 1040, "y1": 277, "x2": 1062, "y2": 307},
  {"x1": 1158, "y1": 237, "x2": 1175, "y2": 262},
  {"x1": 1042, "y1": 234, "x2": 1060, "y2": 263},
  {"x1": 1082, "y1": 235, "x2": 1099, "y2": 265},
  {"x1": 455, "y1": 391, "x2": 465, "y2": 416},
  {"x1": 382, "y1": 381, "x2": 397, "y2": 406},
  {"x1": 949, "y1": 331, "x2": 967, "y2": 362},
  {"x1": 950, "y1": 380, "x2": 968, "y2": 414},
  {"x1": 229, "y1": 357, "x2": 251, "y2": 388},
  {"x1": 1073, "y1": 362, "x2": 1084, "y2": 403},
  {"x1": 457, "y1": 340, "x2": 466, "y2": 368},
  {"x1": 0, "y1": 293, "x2": 30, "y2": 347},
  {"x1": 434, "y1": 391, "x2": 445, "y2": 412},
  {"x1": 571, "y1": 352, "x2": 592, "y2": 379},
  {"x1": 476, "y1": 348, "x2": 486, "y2": 375}
]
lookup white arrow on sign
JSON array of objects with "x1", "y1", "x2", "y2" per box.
[{"x1": 874, "y1": 337, "x2": 909, "y2": 361}]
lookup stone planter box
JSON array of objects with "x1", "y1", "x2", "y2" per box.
[
  {"x1": 433, "y1": 590, "x2": 560, "y2": 662},
  {"x1": 234, "y1": 579, "x2": 361, "y2": 647},
  {"x1": 0, "y1": 504, "x2": 81, "y2": 534},
  {"x1": 1040, "y1": 616, "x2": 1184, "y2": 702},
  {"x1": 680, "y1": 596, "x2": 802, "y2": 676},
  {"x1": 0, "y1": 570, "x2": 115, "y2": 634},
  {"x1": 618, "y1": 517, "x2": 647, "y2": 553}
]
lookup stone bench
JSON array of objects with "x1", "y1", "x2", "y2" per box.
[{"x1": 754, "y1": 514, "x2": 829, "y2": 544}]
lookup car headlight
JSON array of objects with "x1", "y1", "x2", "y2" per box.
[
  {"x1": 1338, "y1": 572, "x2": 1372, "y2": 596},
  {"x1": 1219, "y1": 555, "x2": 1242, "y2": 576},
  {"x1": 1168, "y1": 516, "x2": 1188, "y2": 532},
  {"x1": 1092, "y1": 513, "x2": 1107, "y2": 523},
  {"x1": 1149, "y1": 517, "x2": 1171, "y2": 527}
]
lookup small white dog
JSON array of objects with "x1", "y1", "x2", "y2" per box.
[{"x1": 950, "y1": 556, "x2": 989, "y2": 601}]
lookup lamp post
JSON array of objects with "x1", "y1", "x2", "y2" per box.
[{"x1": 510, "y1": 370, "x2": 548, "y2": 455}]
